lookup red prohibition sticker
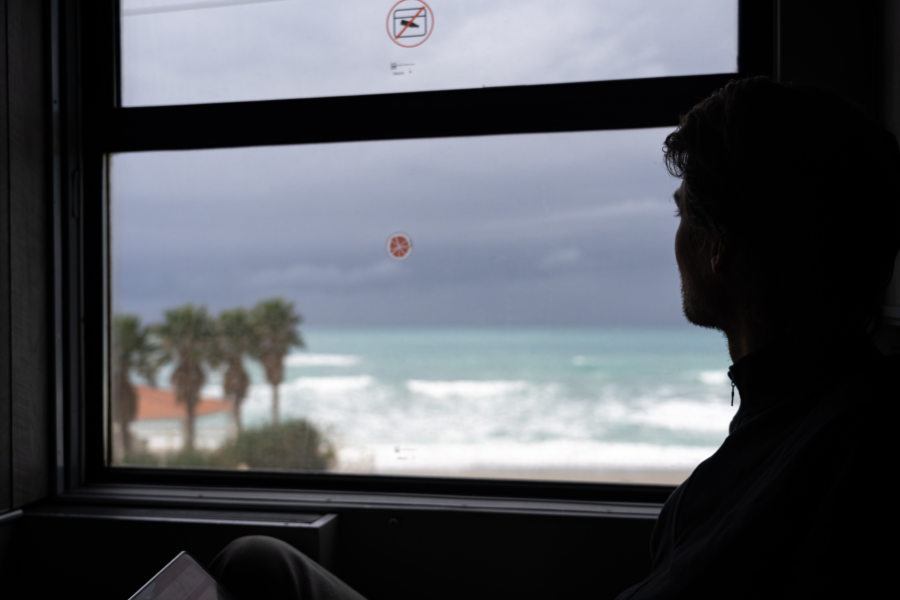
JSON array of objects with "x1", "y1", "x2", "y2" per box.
[
  {"x1": 387, "y1": 232, "x2": 413, "y2": 260},
  {"x1": 387, "y1": 0, "x2": 434, "y2": 48}
]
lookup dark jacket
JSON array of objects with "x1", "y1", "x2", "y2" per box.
[{"x1": 617, "y1": 337, "x2": 899, "y2": 599}]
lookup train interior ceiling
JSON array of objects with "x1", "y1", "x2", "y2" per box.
[{"x1": 1, "y1": 1, "x2": 898, "y2": 598}]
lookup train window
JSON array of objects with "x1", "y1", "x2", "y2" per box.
[
  {"x1": 109, "y1": 128, "x2": 733, "y2": 484},
  {"x1": 99, "y1": 0, "x2": 748, "y2": 490},
  {"x1": 119, "y1": 0, "x2": 737, "y2": 106}
]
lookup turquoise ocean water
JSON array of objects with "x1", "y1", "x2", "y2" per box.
[
  {"x1": 135, "y1": 327, "x2": 738, "y2": 482},
  {"x1": 168, "y1": 326, "x2": 736, "y2": 480}
]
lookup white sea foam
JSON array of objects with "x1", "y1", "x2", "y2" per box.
[
  {"x1": 699, "y1": 370, "x2": 729, "y2": 385},
  {"x1": 335, "y1": 439, "x2": 718, "y2": 475},
  {"x1": 406, "y1": 379, "x2": 529, "y2": 399},
  {"x1": 630, "y1": 399, "x2": 733, "y2": 432},
  {"x1": 285, "y1": 375, "x2": 374, "y2": 394},
  {"x1": 285, "y1": 353, "x2": 361, "y2": 367}
]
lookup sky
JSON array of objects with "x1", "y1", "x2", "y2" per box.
[{"x1": 112, "y1": 0, "x2": 738, "y2": 328}]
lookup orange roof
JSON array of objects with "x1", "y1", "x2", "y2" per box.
[{"x1": 135, "y1": 385, "x2": 233, "y2": 420}]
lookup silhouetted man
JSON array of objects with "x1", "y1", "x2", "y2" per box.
[
  {"x1": 615, "y1": 77, "x2": 900, "y2": 598},
  {"x1": 207, "y1": 77, "x2": 900, "y2": 599}
]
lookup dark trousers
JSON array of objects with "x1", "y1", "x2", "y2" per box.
[{"x1": 208, "y1": 535, "x2": 368, "y2": 600}]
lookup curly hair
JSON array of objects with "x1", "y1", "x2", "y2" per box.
[{"x1": 664, "y1": 77, "x2": 900, "y2": 336}]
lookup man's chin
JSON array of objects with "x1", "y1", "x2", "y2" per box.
[{"x1": 682, "y1": 303, "x2": 721, "y2": 330}]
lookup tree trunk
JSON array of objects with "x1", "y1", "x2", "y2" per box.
[
  {"x1": 184, "y1": 406, "x2": 196, "y2": 451},
  {"x1": 121, "y1": 420, "x2": 133, "y2": 457},
  {"x1": 231, "y1": 393, "x2": 242, "y2": 436},
  {"x1": 271, "y1": 384, "x2": 280, "y2": 426},
  {"x1": 114, "y1": 373, "x2": 137, "y2": 456}
]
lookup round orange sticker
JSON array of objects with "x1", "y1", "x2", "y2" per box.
[{"x1": 387, "y1": 232, "x2": 413, "y2": 260}]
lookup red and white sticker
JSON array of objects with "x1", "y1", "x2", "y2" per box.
[
  {"x1": 387, "y1": 1, "x2": 434, "y2": 48},
  {"x1": 386, "y1": 232, "x2": 413, "y2": 260}
]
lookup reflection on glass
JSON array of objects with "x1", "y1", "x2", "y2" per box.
[
  {"x1": 120, "y1": 0, "x2": 738, "y2": 106},
  {"x1": 109, "y1": 129, "x2": 733, "y2": 483}
]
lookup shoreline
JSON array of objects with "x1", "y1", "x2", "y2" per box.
[{"x1": 335, "y1": 465, "x2": 690, "y2": 486}]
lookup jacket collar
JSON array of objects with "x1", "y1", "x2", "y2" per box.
[{"x1": 725, "y1": 334, "x2": 879, "y2": 433}]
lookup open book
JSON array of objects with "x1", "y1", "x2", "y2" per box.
[{"x1": 129, "y1": 551, "x2": 231, "y2": 600}]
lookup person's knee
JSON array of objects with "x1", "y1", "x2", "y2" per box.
[
  {"x1": 210, "y1": 534, "x2": 366, "y2": 600},
  {"x1": 219, "y1": 535, "x2": 299, "y2": 564},
  {"x1": 210, "y1": 535, "x2": 315, "y2": 600}
]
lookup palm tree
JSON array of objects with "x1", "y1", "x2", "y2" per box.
[
  {"x1": 214, "y1": 308, "x2": 256, "y2": 435},
  {"x1": 111, "y1": 314, "x2": 160, "y2": 456},
  {"x1": 154, "y1": 304, "x2": 215, "y2": 452},
  {"x1": 249, "y1": 298, "x2": 304, "y2": 425}
]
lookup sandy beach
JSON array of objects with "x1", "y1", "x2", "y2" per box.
[{"x1": 339, "y1": 465, "x2": 690, "y2": 486}]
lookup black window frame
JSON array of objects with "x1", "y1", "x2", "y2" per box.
[{"x1": 63, "y1": 0, "x2": 777, "y2": 504}]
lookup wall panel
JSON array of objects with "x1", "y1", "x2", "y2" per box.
[
  {"x1": 7, "y1": 0, "x2": 51, "y2": 508},
  {"x1": 0, "y1": 0, "x2": 12, "y2": 514}
]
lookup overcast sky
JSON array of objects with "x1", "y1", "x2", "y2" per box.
[{"x1": 113, "y1": 0, "x2": 738, "y2": 328}]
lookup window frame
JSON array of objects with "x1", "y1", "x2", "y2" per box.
[{"x1": 67, "y1": 0, "x2": 777, "y2": 503}]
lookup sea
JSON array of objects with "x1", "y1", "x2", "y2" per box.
[{"x1": 132, "y1": 327, "x2": 740, "y2": 484}]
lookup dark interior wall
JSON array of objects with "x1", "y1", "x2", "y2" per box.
[
  {"x1": 881, "y1": 0, "x2": 900, "y2": 317},
  {"x1": 0, "y1": 511, "x2": 19, "y2": 584},
  {"x1": 886, "y1": 0, "x2": 900, "y2": 138},
  {"x1": 779, "y1": 0, "x2": 882, "y2": 118},
  {"x1": 779, "y1": 0, "x2": 900, "y2": 343},
  {"x1": 0, "y1": 0, "x2": 12, "y2": 516},
  {"x1": 0, "y1": 0, "x2": 53, "y2": 513},
  {"x1": 1, "y1": 0, "x2": 54, "y2": 586}
]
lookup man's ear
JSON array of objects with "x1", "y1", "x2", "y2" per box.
[{"x1": 708, "y1": 234, "x2": 728, "y2": 276}]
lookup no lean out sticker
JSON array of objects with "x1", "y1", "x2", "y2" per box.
[
  {"x1": 387, "y1": 232, "x2": 413, "y2": 260},
  {"x1": 387, "y1": 1, "x2": 434, "y2": 48}
]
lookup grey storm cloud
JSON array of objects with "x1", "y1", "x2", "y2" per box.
[{"x1": 113, "y1": 0, "x2": 737, "y2": 326}]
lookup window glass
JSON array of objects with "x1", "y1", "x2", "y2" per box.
[
  {"x1": 120, "y1": 0, "x2": 738, "y2": 106},
  {"x1": 109, "y1": 128, "x2": 734, "y2": 484}
]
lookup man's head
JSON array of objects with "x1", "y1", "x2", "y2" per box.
[{"x1": 664, "y1": 77, "x2": 900, "y2": 342}]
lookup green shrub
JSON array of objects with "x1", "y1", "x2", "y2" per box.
[
  {"x1": 119, "y1": 419, "x2": 335, "y2": 471},
  {"x1": 161, "y1": 447, "x2": 229, "y2": 468},
  {"x1": 121, "y1": 447, "x2": 226, "y2": 468},
  {"x1": 218, "y1": 419, "x2": 336, "y2": 471},
  {"x1": 119, "y1": 451, "x2": 163, "y2": 467}
]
